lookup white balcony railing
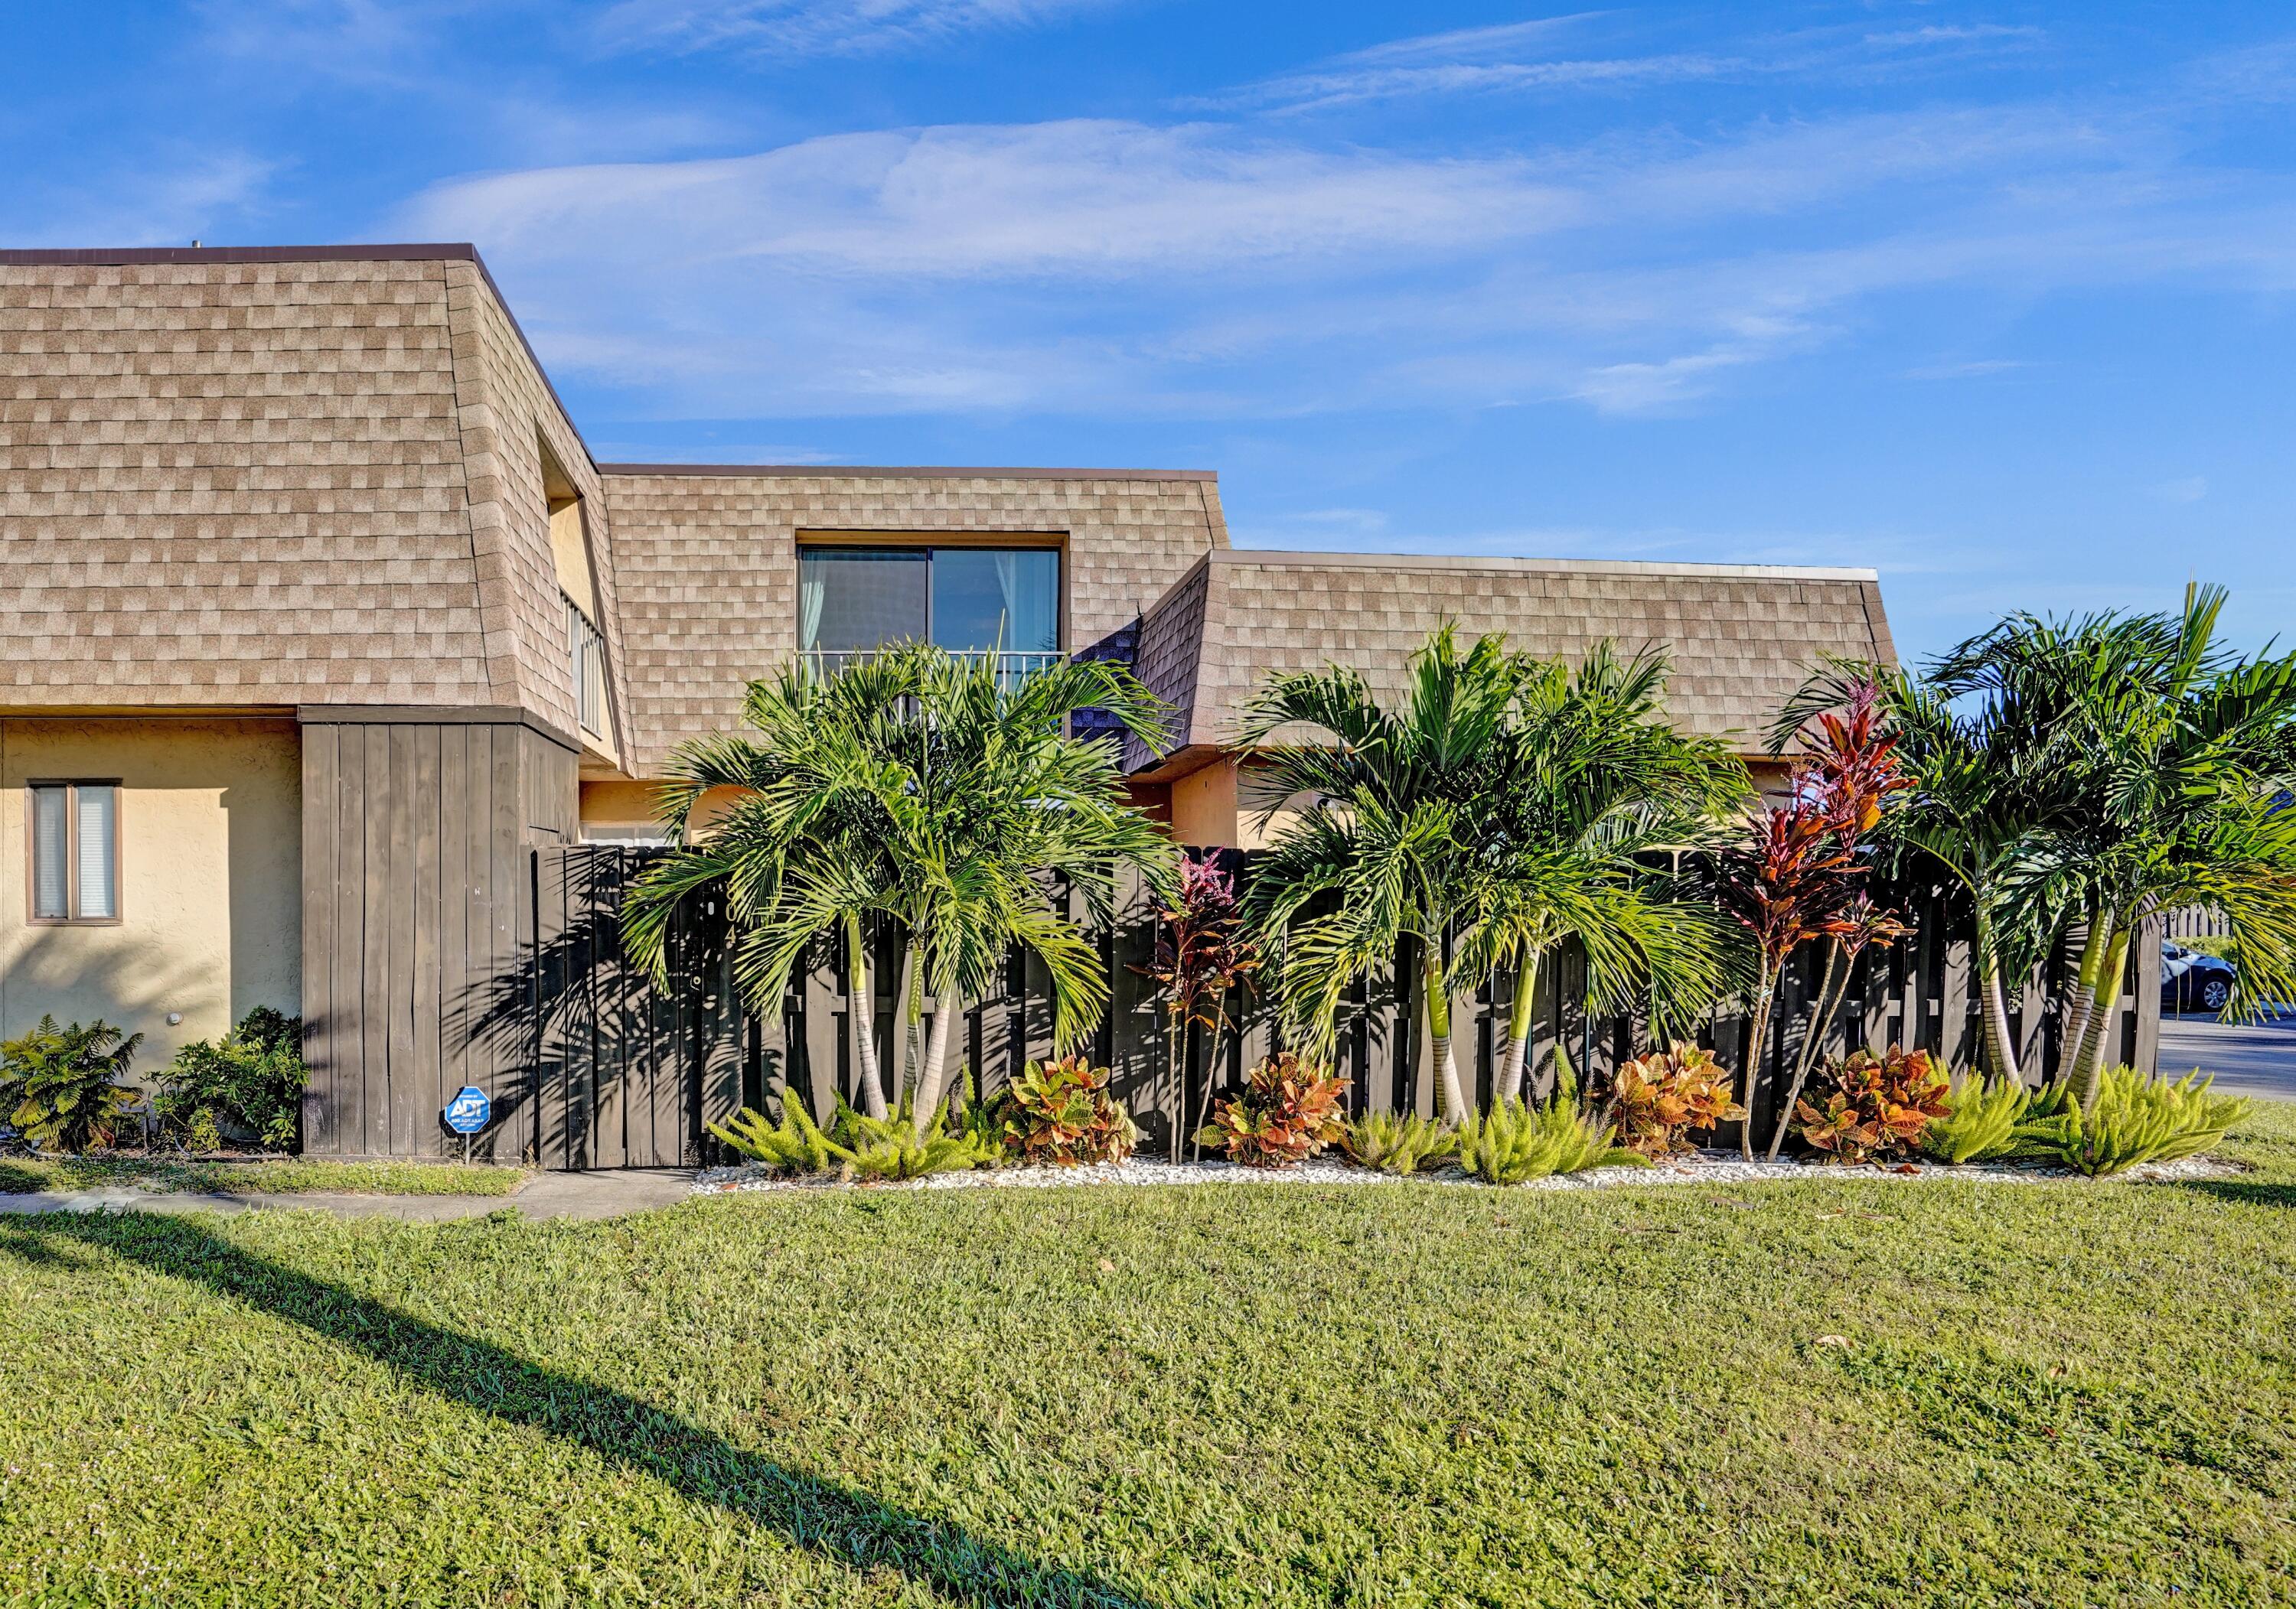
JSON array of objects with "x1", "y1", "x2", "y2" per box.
[
  {"x1": 566, "y1": 594, "x2": 609, "y2": 741},
  {"x1": 800, "y1": 647, "x2": 1065, "y2": 689}
]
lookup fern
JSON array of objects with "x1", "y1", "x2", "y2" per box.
[
  {"x1": 1919, "y1": 1073, "x2": 2030, "y2": 1164},
  {"x1": 706, "y1": 1099, "x2": 843, "y2": 1174},
  {"x1": 2050, "y1": 1067, "x2": 2250, "y2": 1177},
  {"x1": 1456, "y1": 1096, "x2": 1650, "y2": 1185},
  {"x1": 706, "y1": 1091, "x2": 996, "y2": 1181},
  {"x1": 1342, "y1": 1112, "x2": 1457, "y2": 1177}
]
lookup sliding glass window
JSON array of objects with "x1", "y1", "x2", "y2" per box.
[{"x1": 798, "y1": 546, "x2": 1059, "y2": 657}]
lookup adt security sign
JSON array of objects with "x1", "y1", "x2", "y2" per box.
[{"x1": 443, "y1": 1086, "x2": 491, "y2": 1135}]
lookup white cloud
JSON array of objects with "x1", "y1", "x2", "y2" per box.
[
  {"x1": 406, "y1": 120, "x2": 1574, "y2": 280},
  {"x1": 2152, "y1": 475, "x2": 2210, "y2": 504},
  {"x1": 390, "y1": 80, "x2": 2296, "y2": 419},
  {"x1": 593, "y1": 0, "x2": 1118, "y2": 56},
  {"x1": 4, "y1": 151, "x2": 279, "y2": 248}
]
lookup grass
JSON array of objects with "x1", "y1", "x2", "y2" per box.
[
  {"x1": 0, "y1": 1155, "x2": 528, "y2": 1197},
  {"x1": 2, "y1": 1109, "x2": 2293, "y2": 1607}
]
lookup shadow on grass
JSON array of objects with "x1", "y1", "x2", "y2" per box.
[
  {"x1": 2174, "y1": 1177, "x2": 2296, "y2": 1209},
  {"x1": 0, "y1": 1210, "x2": 1150, "y2": 1608}
]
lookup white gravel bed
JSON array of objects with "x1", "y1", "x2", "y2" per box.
[{"x1": 692, "y1": 1149, "x2": 2242, "y2": 1196}]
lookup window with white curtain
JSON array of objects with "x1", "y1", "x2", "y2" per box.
[
  {"x1": 28, "y1": 782, "x2": 119, "y2": 923},
  {"x1": 797, "y1": 545, "x2": 1060, "y2": 656}
]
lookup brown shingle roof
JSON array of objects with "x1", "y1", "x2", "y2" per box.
[
  {"x1": 602, "y1": 468, "x2": 1229, "y2": 775},
  {"x1": 1123, "y1": 549, "x2": 1897, "y2": 771}
]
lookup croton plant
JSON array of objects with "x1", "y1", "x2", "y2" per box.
[
  {"x1": 1195, "y1": 1052, "x2": 1348, "y2": 1168},
  {"x1": 1794, "y1": 1044, "x2": 1952, "y2": 1164},
  {"x1": 1608, "y1": 1042, "x2": 1746, "y2": 1158},
  {"x1": 996, "y1": 1055, "x2": 1139, "y2": 1166}
]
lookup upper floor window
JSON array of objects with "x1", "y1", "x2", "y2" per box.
[
  {"x1": 29, "y1": 781, "x2": 119, "y2": 923},
  {"x1": 799, "y1": 545, "x2": 1060, "y2": 660}
]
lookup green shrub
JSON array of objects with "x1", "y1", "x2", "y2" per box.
[
  {"x1": 2049, "y1": 1067, "x2": 2251, "y2": 1177},
  {"x1": 1342, "y1": 1111, "x2": 1458, "y2": 1176},
  {"x1": 1919, "y1": 1073, "x2": 2031, "y2": 1164},
  {"x1": 0, "y1": 1016, "x2": 142, "y2": 1153},
  {"x1": 995, "y1": 1055, "x2": 1138, "y2": 1166},
  {"x1": 152, "y1": 1006, "x2": 306, "y2": 1151},
  {"x1": 1195, "y1": 1053, "x2": 1348, "y2": 1168},
  {"x1": 1456, "y1": 1097, "x2": 1648, "y2": 1185},
  {"x1": 706, "y1": 1096, "x2": 993, "y2": 1181},
  {"x1": 707, "y1": 1099, "x2": 845, "y2": 1174}
]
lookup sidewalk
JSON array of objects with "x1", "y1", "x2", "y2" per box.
[{"x1": 0, "y1": 1168, "x2": 696, "y2": 1223}]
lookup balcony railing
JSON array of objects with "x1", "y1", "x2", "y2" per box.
[
  {"x1": 800, "y1": 648, "x2": 1065, "y2": 689},
  {"x1": 566, "y1": 594, "x2": 609, "y2": 741}
]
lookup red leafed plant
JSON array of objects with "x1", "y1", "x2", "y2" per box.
[
  {"x1": 1608, "y1": 1042, "x2": 1747, "y2": 1158},
  {"x1": 1140, "y1": 853, "x2": 1261, "y2": 1161},
  {"x1": 1195, "y1": 1052, "x2": 1347, "y2": 1168},
  {"x1": 995, "y1": 1055, "x2": 1139, "y2": 1166},
  {"x1": 1794, "y1": 1045, "x2": 1951, "y2": 1164},
  {"x1": 1714, "y1": 679, "x2": 1913, "y2": 1159}
]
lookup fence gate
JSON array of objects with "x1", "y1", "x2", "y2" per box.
[{"x1": 530, "y1": 846, "x2": 744, "y2": 1170}]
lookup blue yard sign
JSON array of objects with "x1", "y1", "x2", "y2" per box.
[{"x1": 443, "y1": 1086, "x2": 491, "y2": 1136}]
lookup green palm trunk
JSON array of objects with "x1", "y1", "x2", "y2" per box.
[
  {"x1": 2072, "y1": 924, "x2": 2134, "y2": 1113},
  {"x1": 1495, "y1": 958, "x2": 1539, "y2": 1106},
  {"x1": 1420, "y1": 939, "x2": 1469, "y2": 1122}
]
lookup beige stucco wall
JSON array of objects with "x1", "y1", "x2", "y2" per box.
[{"x1": 0, "y1": 718, "x2": 302, "y2": 1082}]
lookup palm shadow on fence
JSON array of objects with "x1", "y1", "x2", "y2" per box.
[{"x1": 0, "y1": 1211, "x2": 1151, "y2": 1608}]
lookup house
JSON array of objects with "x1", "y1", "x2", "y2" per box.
[{"x1": 1, "y1": 244, "x2": 1897, "y2": 1150}]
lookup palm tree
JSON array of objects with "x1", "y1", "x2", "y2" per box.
[
  {"x1": 1932, "y1": 585, "x2": 2296, "y2": 1108},
  {"x1": 1453, "y1": 644, "x2": 1749, "y2": 1105},
  {"x1": 1775, "y1": 661, "x2": 2056, "y2": 1086},
  {"x1": 625, "y1": 643, "x2": 1176, "y2": 1138},
  {"x1": 1240, "y1": 625, "x2": 1525, "y2": 1119}
]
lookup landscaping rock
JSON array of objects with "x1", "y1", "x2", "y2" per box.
[{"x1": 692, "y1": 1149, "x2": 2242, "y2": 1195}]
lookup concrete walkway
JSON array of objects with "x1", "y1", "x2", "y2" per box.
[{"x1": 0, "y1": 1168, "x2": 696, "y2": 1222}]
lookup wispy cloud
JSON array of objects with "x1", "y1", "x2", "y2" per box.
[
  {"x1": 1864, "y1": 24, "x2": 2044, "y2": 50},
  {"x1": 2151, "y1": 474, "x2": 2210, "y2": 504},
  {"x1": 391, "y1": 37, "x2": 2296, "y2": 420},
  {"x1": 4, "y1": 151, "x2": 278, "y2": 248},
  {"x1": 593, "y1": 0, "x2": 1120, "y2": 57}
]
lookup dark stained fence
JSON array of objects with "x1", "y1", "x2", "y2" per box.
[{"x1": 524, "y1": 846, "x2": 2161, "y2": 1170}]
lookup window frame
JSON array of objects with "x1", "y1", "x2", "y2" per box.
[
  {"x1": 795, "y1": 536, "x2": 1065, "y2": 656},
  {"x1": 24, "y1": 780, "x2": 125, "y2": 927}
]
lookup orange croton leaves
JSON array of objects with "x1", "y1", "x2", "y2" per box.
[{"x1": 1795, "y1": 1044, "x2": 1951, "y2": 1164}]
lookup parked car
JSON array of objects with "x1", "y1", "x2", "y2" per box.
[{"x1": 2161, "y1": 941, "x2": 2236, "y2": 1012}]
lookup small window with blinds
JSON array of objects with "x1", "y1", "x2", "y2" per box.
[{"x1": 28, "y1": 782, "x2": 120, "y2": 924}]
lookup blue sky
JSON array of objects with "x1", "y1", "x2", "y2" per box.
[{"x1": 5, "y1": 2, "x2": 2293, "y2": 665}]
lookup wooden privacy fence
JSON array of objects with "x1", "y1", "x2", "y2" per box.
[{"x1": 514, "y1": 846, "x2": 2161, "y2": 1172}]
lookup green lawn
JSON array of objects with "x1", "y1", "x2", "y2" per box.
[
  {"x1": 3, "y1": 1111, "x2": 2293, "y2": 1607},
  {"x1": 0, "y1": 1155, "x2": 528, "y2": 1197}
]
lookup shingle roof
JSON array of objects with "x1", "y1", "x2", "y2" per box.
[
  {"x1": 600, "y1": 468, "x2": 1229, "y2": 776},
  {"x1": 0, "y1": 248, "x2": 618, "y2": 741},
  {"x1": 1121, "y1": 549, "x2": 1897, "y2": 772}
]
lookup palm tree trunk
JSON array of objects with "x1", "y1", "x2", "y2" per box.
[
  {"x1": 846, "y1": 913, "x2": 888, "y2": 1120},
  {"x1": 1420, "y1": 941, "x2": 1469, "y2": 1122},
  {"x1": 911, "y1": 977, "x2": 963, "y2": 1139},
  {"x1": 1495, "y1": 957, "x2": 1539, "y2": 1106},
  {"x1": 1766, "y1": 941, "x2": 1847, "y2": 1161},
  {"x1": 893, "y1": 933, "x2": 924, "y2": 1109},
  {"x1": 1974, "y1": 908, "x2": 2021, "y2": 1084},
  {"x1": 1739, "y1": 965, "x2": 1777, "y2": 1160},
  {"x1": 2073, "y1": 924, "x2": 2133, "y2": 1114},
  {"x1": 2056, "y1": 914, "x2": 2111, "y2": 1086}
]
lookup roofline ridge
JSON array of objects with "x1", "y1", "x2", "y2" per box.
[{"x1": 1211, "y1": 547, "x2": 1880, "y2": 583}]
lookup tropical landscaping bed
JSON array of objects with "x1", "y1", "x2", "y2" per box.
[{"x1": 4, "y1": 1099, "x2": 2291, "y2": 1608}]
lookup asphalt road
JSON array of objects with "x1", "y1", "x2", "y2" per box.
[{"x1": 2159, "y1": 1010, "x2": 2296, "y2": 1102}]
